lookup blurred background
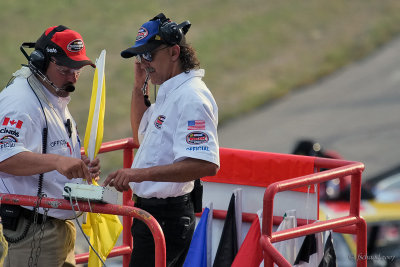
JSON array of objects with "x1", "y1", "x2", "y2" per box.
[
  {"x1": 2, "y1": 1, "x2": 400, "y2": 266},
  {"x1": 2, "y1": 0, "x2": 400, "y2": 177}
]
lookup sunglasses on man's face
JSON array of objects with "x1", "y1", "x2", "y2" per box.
[
  {"x1": 135, "y1": 46, "x2": 170, "y2": 63},
  {"x1": 50, "y1": 59, "x2": 81, "y2": 77}
]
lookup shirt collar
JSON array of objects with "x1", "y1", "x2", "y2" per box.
[
  {"x1": 41, "y1": 84, "x2": 71, "y2": 111},
  {"x1": 156, "y1": 69, "x2": 205, "y2": 103}
]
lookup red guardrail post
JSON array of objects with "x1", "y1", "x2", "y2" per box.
[
  {"x1": 356, "y1": 217, "x2": 368, "y2": 265},
  {"x1": 84, "y1": 137, "x2": 138, "y2": 266},
  {"x1": 122, "y1": 143, "x2": 134, "y2": 267},
  {"x1": 260, "y1": 235, "x2": 291, "y2": 267}
]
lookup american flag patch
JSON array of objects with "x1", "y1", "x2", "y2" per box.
[{"x1": 188, "y1": 120, "x2": 205, "y2": 130}]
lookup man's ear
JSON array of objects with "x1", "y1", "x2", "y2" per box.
[{"x1": 170, "y1": 45, "x2": 181, "y2": 62}]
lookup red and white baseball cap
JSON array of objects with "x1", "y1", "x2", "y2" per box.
[{"x1": 35, "y1": 25, "x2": 95, "y2": 69}]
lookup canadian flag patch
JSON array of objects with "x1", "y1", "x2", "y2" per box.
[{"x1": 2, "y1": 117, "x2": 23, "y2": 129}]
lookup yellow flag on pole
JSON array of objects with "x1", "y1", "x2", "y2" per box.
[
  {"x1": 82, "y1": 211, "x2": 123, "y2": 267},
  {"x1": 82, "y1": 49, "x2": 122, "y2": 267},
  {"x1": 84, "y1": 49, "x2": 106, "y2": 161}
]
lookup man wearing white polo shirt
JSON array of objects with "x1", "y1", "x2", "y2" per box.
[
  {"x1": 103, "y1": 13, "x2": 220, "y2": 267},
  {"x1": 0, "y1": 25, "x2": 100, "y2": 266}
]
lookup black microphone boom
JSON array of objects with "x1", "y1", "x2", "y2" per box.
[
  {"x1": 28, "y1": 62, "x2": 63, "y2": 92},
  {"x1": 142, "y1": 72, "x2": 151, "y2": 107}
]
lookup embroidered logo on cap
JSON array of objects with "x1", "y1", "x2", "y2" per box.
[
  {"x1": 46, "y1": 47, "x2": 58, "y2": 53},
  {"x1": 136, "y1": 27, "x2": 148, "y2": 41},
  {"x1": 67, "y1": 39, "x2": 84, "y2": 52}
]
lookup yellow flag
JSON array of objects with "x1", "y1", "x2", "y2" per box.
[
  {"x1": 84, "y1": 50, "x2": 106, "y2": 160},
  {"x1": 82, "y1": 181, "x2": 123, "y2": 267},
  {"x1": 82, "y1": 49, "x2": 123, "y2": 267}
]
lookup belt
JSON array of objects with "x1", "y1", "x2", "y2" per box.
[
  {"x1": 134, "y1": 193, "x2": 191, "y2": 207},
  {"x1": 21, "y1": 208, "x2": 54, "y2": 224}
]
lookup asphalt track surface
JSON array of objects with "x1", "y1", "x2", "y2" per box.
[{"x1": 218, "y1": 35, "x2": 400, "y2": 182}]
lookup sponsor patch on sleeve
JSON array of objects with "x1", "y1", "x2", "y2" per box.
[
  {"x1": 186, "y1": 131, "x2": 209, "y2": 145},
  {"x1": 0, "y1": 135, "x2": 18, "y2": 144},
  {"x1": 154, "y1": 115, "x2": 166, "y2": 129},
  {"x1": 0, "y1": 135, "x2": 17, "y2": 149},
  {"x1": 2, "y1": 117, "x2": 23, "y2": 129},
  {"x1": 0, "y1": 127, "x2": 20, "y2": 137},
  {"x1": 186, "y1": 146, "x2": 210, "y2": 152},
  {"x1": 187, "y1": 120, "x2": 205, "y2": 130}
]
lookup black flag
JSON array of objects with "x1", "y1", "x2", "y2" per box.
[
  {"x1": 318, "y1": 231, "x2": 336, "y2": 267},
  {"x1": 213, "y1": 194, "x2": 238, "y2": 267}
]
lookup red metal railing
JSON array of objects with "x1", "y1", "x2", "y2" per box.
[
  {"x1": 261, "y1": 157, "x2": 367, "y2": 267},
  {"x1": 0, "y1": 193, "x2": 166, "y2": 267},
  {"x1": 0, "y1": 138, "x2": 167, "y2": 267},
  {"x1": 0, "y1": 138, "x2": 368, "y2": 266}
]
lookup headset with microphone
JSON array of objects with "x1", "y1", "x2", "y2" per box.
[
  {"x1": 152, "y1": 13, "x2": 191, "y2": 46},
  {"x1": 20, "y1": 25, "x2": 75, "y2": 93},
  {"x1": 139, "y1": 14, "x2": 191, "y2": 107}
]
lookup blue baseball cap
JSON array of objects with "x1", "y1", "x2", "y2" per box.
[{"x1": 121, "y1": 19, "x2": 164, "y2": 58}]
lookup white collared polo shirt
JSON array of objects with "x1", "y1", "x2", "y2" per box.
[
  {"x1": 0, "y1": 74, "x2": 82, "y2": 219},
  {"x1": 131, "y1": 69, "x2": 220, "y2": 198}
]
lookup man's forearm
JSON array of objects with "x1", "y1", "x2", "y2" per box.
[
  {"x1": 139, "y1": 158, "x2": 219, "y2": 183},
  {"x1": 103, "y1": 157, "x2": 219, "y2": 191},
  {"x1": 0, "y1": 151, "x2": 91, "y2": 180},
  {"x1": 130, "y1": 85, "x2": 148, "y2": 144},
  {"x1": 0, "y1": 151, "x2": 59, "y2": 176}
]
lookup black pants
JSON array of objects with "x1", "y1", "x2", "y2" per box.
[{"x1": 130, "y1": 195, "x2": 195, "y2": 267}]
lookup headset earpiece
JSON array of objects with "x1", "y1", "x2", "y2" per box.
[
  {"x1": 30, "y1": 50, "x2": 47, "y2": 72},
  {"x1": 159, "y1": 20, "x2": 182, "y2": 45},
  {"x1": 153, "y1": 13, "x2": 191, "y2": 46},
  {"x1": 28, "y1": 25, "x2": 68, "y2": 73}
]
